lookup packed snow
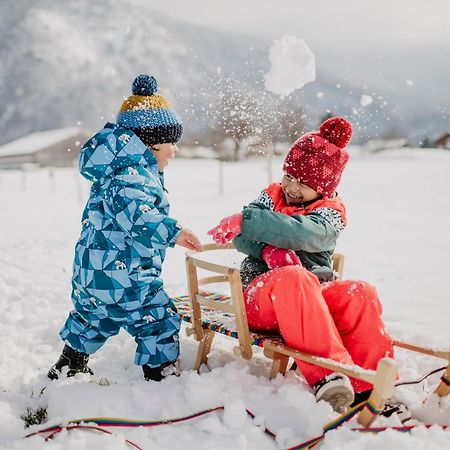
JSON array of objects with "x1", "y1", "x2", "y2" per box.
[
  {"x1": 264, "y1": 36, "x2": 315, "y2": 97},
  {"x1": 0, "y1": 148, "x2": 449, "y2": 449}
]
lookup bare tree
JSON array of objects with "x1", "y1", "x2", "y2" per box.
[
  {"x1": 277, "y1": 98, "x2": 306, "y2": 144},
  {"x1": 212, "y1": 77, "x2": 258, "y2": 160}
]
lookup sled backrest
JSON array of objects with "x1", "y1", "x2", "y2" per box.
[{"x1": 185, "y1": 243, "x2": 344, "y2": 360}]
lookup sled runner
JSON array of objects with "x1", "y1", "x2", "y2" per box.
[{"x1": 172, "y1": 243, "x2": 450, "y2": 426}]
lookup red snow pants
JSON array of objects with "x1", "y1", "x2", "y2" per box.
[{"x1": 244, "y1": 266, "x2": 394, "y2": 392}]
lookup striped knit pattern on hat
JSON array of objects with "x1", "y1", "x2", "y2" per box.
[
  {"x1": 117, "y1": 74, "x2": 183, "y2": 146},
  {"x1": 283, "y1": 117, "x2": 352, "y2": 197}
]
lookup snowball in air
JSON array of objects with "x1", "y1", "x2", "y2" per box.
[{"x1": 264, "y1": 36, "x2": 315, "y2": 97}]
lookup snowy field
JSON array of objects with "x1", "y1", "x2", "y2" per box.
[{"x1": 1, "y1": 148, "x2": 449, "y2": 449}]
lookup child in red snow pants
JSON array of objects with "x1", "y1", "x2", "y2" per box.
[{"x1": 244, "y1": 265, "x2": 394, "y2": 392}]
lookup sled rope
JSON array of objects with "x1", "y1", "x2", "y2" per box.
[
  {"x1": 25, "y1": 401, "x2": 449, "y2": 450},
  {"x1": 395, "y1": 365, "x2": 447, "y2": 387}
]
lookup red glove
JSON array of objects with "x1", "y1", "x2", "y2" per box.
[
  {"x1": 262, "y1": 244, "x2": 301, "y2": 269},
  {"x1": 207, "y1": 213, "x2": 243, "y2": 245}
]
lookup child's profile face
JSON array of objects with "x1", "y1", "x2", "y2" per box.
[
  {"x1": 281, "y1": 173, "x2": 320, "y2": 204},
  {"x1": 149, "y1": 143, "x2": 179, "y2": 171}
]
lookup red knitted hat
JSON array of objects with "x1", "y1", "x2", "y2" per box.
[{"x1": 283, "y1": 117, "x2": 352, "y2": 197}]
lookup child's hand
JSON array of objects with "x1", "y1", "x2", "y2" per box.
[
  {"x1": 176, "y1": 228, "x2": 202, "y2": 252},
  {"x1": 262, "y1": 244, "x2": 301, "y2": 269},
  {"x1": 207, "y1": 213, "x2": 243, "y2": 245}
]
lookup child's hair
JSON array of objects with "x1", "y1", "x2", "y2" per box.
[
  {"x1": 117, "y1": 74, "x2": 183, "y2": 146},
  {"x1": 283, "y1": 117, "x2": 352, "y2": 197}
]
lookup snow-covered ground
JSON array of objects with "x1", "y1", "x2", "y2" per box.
[{"x1": 1, "y1": 148, "x2": 449, "y2": 449}]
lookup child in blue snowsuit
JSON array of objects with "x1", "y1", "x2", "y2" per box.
[{"x1": 48, "y1": 74, "x2": 201, "y2": 382}]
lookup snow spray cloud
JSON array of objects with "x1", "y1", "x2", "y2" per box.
[{"x1": 264, "y1": 36, "x2": 316, "y2": 97}]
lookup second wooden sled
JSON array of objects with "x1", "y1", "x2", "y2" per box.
[{"x1": 173, "y1": 243, "x2": 450, "y2": 427}]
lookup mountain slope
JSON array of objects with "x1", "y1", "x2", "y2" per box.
[{"x1": 0, "y1": 0, "x2": 447, "y2": 146}]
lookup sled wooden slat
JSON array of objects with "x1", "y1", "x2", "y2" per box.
[
  {"x1": 179, "y1": 243, "x2": 449, "y2": 426},
  {"x1": 189, "y1": 258, "x2": 232, "y2": 275},
  {"x1": 393, "y1": 340, "x2": 449, "y2": 360},
  {"x1": 196, "y1": 295, "x2": 235, "y2": 314},
  {"x1": 198, "y1": 275, "x2": 229, "y2": 285},
  {"x1": 263, "y1": 342, "x2": 377, "y2": 384}
]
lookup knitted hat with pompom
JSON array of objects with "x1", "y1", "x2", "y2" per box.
[
  {"x1": 283, "y1": 117, "x2": 352, "y2": 197},
  {"x1": 116, "y1": 74, "x2": 183, "y2": 146}
]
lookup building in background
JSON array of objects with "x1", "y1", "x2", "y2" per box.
[
  {"x1": 0, "y1": 128, "x2": 91, "y2": 169},
  {"x1": 434, "y1": 131, "x2": 450, "y2": 149}
]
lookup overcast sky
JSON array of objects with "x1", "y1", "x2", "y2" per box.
[
  {"x1": 145, "y1": 0, "x2": 450, "y2": 98},
  {"x1": 146, "y1": 0, "x2": 450, "y2": 49}
]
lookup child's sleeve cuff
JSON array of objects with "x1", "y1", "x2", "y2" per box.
[{"x1": 168, "y1": 222, "x2": 183, "y2": 248}]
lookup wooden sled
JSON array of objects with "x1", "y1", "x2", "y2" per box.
[{"x1": 173, "y1": 243, "x2": 450, "y2": 426}]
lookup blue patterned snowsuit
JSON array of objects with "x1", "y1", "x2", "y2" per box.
[{"x1": 60, "y1": 123, "x2": 182, "y2": 367}]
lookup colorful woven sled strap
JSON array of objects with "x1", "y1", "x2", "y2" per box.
[
  {"x1": 25, "y1": 403, "x2": 360, "y2": 450},
  {"x1": 24, "y1": 406, "x2": 275, "y2": 449},
  {"x1": 285, "y1": 401, "x2": 366, "y2": 450},
  {"x1": 441, "y1": 374, "x2": 450, "y2": 387},
  {"x1": 57, "y1": 406, "x2": 227, "y2": 428},
  {"x1": 24, "y1": 401, "x2": 450, "y2": 450},
  {"x1": 28, "y1": 424, "x2": 142, "y2": 449},
  {"x1": 364, "y1": 400, "x2": 384, "y2": 415},
  {"x1": 285, "y1": 402, "x2": 450, "y2": 450},
  {"x1": 25, "y1": 406, "x2": 225, "y2": 434},
  {"x1": 353, "y1": 424, "x2": 449, "y2": 433}
]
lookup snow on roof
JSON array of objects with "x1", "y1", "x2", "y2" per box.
[{"x1": 0, "y1": 127, "x2": 87, "y2": 157}]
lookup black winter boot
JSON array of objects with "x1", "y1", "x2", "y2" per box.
[
  {"x1": 47, "y1": 345, "x2": 93, "y2": 380},
  {"x1": 142, "y1": 361, "x2": 180, "y2": 382}
]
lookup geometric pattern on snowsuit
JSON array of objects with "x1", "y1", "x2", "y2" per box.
[{"x1": 60, "y1": 122, "x2": 182, "y2": 367}]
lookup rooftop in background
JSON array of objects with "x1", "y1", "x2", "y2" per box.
[{"x1": 0, "y1": 127, "x2": 91, "y2": 169}]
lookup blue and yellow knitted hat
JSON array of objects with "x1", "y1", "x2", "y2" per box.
[{"x1": 117, "y1": 74, "x2": 183, "y2": 146}]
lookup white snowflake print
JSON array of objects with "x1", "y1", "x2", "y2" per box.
[
  {"x1": 313, "y1": 208, "x2": 346, "y2": 236},
  {"x1": 166, "y1": 307, "x2": 175, "y2": 316},
  {"x1": 143, "y1": 315, "x2": 155, "y2": 322},
  {"x1": 139, "y1": 204, "x2": 152, "y2": 213},
  {"x1": 254, "y1": 190, "x2": 275, "y2": 210},
  {"x1": 118, "y1": 133, "x2": 131, "y2": 144}
]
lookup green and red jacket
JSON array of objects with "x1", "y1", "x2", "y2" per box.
[{"x1": 233, "y1": 183, "x2": 347, "y2": 288}]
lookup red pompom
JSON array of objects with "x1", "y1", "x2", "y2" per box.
[{"x1": 319, "y1": 117, "x2": 352, "y2": 148}]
